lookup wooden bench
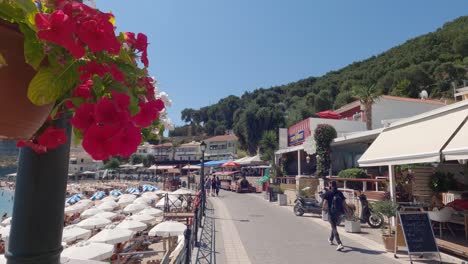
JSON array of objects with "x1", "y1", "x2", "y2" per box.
[
  {"x1": 436, "y1": 238, "x2": 468, "y2": 259},
  {"x1": 163, "y1": 212, "x2": 194, "y2": 225}
]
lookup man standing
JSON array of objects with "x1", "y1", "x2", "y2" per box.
[{"x1": 322, "y1": 181, "x2": 346, "y2": 251}]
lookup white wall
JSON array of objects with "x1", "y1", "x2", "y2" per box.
[
  {"x1": 372, "y1": 98, "x2": 444, "y2": 129},
  {"x1": 309, "y1": 118, "x2": 366, "y2": 136}
]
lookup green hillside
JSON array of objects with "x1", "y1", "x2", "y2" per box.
[{"x1": 177, "y1": 16, "x2": 468, "y2": 154}]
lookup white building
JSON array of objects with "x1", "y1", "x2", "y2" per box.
[
  {"x1": 69, "y1": 152, "x2": 103, "y2": 174},
  {"x1": 334, "y1": 95, "x2": 446, "y2": 129},
  {"x1": 174, "y1": 141, "x2": 201, "y2": 161},
  {"x1": 204, "y1": 135, "x2": 238, "y2": 160},
  {"x1": 151, "y1": 142, "x2": 174, "y2": 161}
]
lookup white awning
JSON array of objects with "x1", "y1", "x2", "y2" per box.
[
  {"x1": 359, "y1": 100, "x2": 468, "y2": 167},
  {"x1": 275, "y1": 144, "x2": 304, "y2": 155},
  {"x1": 148, "y1": 165, "x2": 175, "y2": 170},
  {"x1": 442, "y1": 121, "x2": 468, "y2": 161}
]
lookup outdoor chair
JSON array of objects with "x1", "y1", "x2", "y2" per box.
[{"x1": 428, "y1": 206, "x2": 456, "y2": 238}]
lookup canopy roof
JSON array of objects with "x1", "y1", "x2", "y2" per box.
[
  {"x1": 181, "y1": 165, "x2": 201, "y2": 170},
  {"x1": 234, "y1": 155, "x2": 264, "y2": 165},
  {"x1": 213, "y1": 171, "x2": 240, "y2": 176},
  {"x1": 148, "y1": 165, "x2": 175, "y2": 170},
  {"x1": 359, "y1": 100, "x2": 468, "y2": 167},
  {"x1": 221, "y1": 161, "x2": 240, "y2": 167},
  {"x1": 316, "y1": 110, "x2": 342, "y2": 119},
  {"x1": 442, "y1": 118, "x2": 468, "y2": 161},
  {"x1": 201, "y1": 160, "x2": 231, "y2": 167}
]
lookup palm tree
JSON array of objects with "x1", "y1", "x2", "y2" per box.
[
  {"x1": 352, "y1": 85, "x2": 381, "y2": 130},
  {"x1": 259, "y1": 130, "x2": 278, "y2": 162}
]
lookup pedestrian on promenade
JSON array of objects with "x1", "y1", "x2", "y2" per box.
[
  {"x1": 322, "y1": 181, "x2": 346, "y2": 251},
  {"x1": 215, "y1": 176, "x2": 221, "y2": 196},
  {"x1": 205, "y1": 176, "x2": 212, "y2": 196},
  {"x1": 211, "y1": 175, "x2": 217, "y2": 197}
]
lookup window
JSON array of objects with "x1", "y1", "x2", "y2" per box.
[
  {"x1": 179, "y1": 157, "x2": 182, "y2": 161},
  {"x1": 188, "y1": 156, "x2": 191, "y2": 161},
  {"x1": 81, "y1": 159, "x2": 84, "y2": 163},
  {"x1": 80, "y1": 167, "x2": 83, "y2": 171}
]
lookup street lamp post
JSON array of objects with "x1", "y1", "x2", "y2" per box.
[{"x1": 199, "y1": 141, "x2": 207, "y2": 224}]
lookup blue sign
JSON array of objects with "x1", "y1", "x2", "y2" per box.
[{"x1": 289, "y1": 130, "x2": 304, "y2": 145}]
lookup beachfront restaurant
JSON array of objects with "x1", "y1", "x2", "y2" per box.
[{"x1": 358, "y1": 99, "x2": 468, "y2": 258}]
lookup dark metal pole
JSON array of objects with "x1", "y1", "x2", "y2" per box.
[
  {"x1": 199, "y1": 150, "x2": 205, "y2": 227},
  {"x1": 6, "y1": 117, "x2": 71, "y2": 264}
]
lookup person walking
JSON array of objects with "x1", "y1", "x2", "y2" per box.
[
  {"x1": 215, "y1": 176, "x2": 221, "y2": 196},
  {"x1": 322, "y1": 181, "x2": 346, "y2": 251},
  {"x1": 211, "y1": 175, "x2": 217, "y2": 197},
  {"x1": 205, "y1": 176, "x2": 212, "y2": 196}
]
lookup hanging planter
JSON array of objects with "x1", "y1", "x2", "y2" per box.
[
  {"x1": 0, "y1": 19, "x2": 53, "y2": 140},
  {"x1": 0, "y1": 1, "x2": 172, "y2": 159}
]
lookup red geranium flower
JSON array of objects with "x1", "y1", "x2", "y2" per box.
[
  {"x1": 73, "y1": 80, "x2": 93, "y2": 99},
  {"x1": 35, "y1": 11, "x2": 85, "y2": 58},
  {"x1": 108, "y1": 63, "x2": 125, "y2": 83},
  {"x1": 37, "y1": 127, "x2": 67, "y2": 149},
  {"x1": 70, "y1": 103, "x2": 96, "y2": 132},
  {"x1": 16, "y1": 140, "x2": 47, "y2": 153},
  {"x1": 82, "y1": 123, "x2": 121, "y2": 160},
  {"x1": 77, "y1": 14, "x2": 121, "y2": 55},
  {"x1": 78, "y1": 61, "x2": 108, "y2": 81},
  {"x1": 131, "y1": 100, "x2": 160, "y2": 127},
  {"x1": 94, "y1": 97, "x2": 130, "y2": 126},
  {"x1": 109, "y1": 122, "x2": 142, "y2": 157}
]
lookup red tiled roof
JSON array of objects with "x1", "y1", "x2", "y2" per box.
[{"x1": 204, "y1": 135, "x2": 238, "y2": 142}]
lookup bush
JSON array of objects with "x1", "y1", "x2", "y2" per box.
[
  {"x1": 430, "y1": 171, "x2": 457, "y2": 193},
  {"x1": 338, "y1": 168, "x2": 368, "y2": 190},
  {"x1": 371, "y1": 200, "x2": 398, "y2": 236},
  {"x1": 269, "y1": 185, "x2": 284, "y2": 194}
]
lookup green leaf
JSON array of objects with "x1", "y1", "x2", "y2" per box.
[
  {"x1": 73, "y1": 127, "x2": 83, "y2": 146},
  {"x1": 0, "y1": 2, "x2": 25, "y2": 22},
  {"x1": 28, "y1": 64, "x2": 78, "y2": 105},
  {"x1": 15, "y1": 0, "x2": 37, "y2": 14},
  {"x1": 19, "y1": 23, "x2": 44, "y2": 69}
]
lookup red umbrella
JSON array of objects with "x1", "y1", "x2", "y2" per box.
[
  {"x1": 316, "y1": 110, "x2": 342, "y2": 120},
  {"x1": 221, "y1": 161, "x2": 240, "y2": 167}
]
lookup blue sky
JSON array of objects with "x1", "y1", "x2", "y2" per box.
[{"x1": 96, "y1": 0, "x2": 468, "y2": 126}]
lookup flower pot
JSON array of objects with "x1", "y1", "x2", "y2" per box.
[
  {"x1": 381, "y1": 235, "x2": 395, "y2": 252},
  {"x1": 345, "y1": 220, "x2": 361, "y2": 233},
  {"x1": 277, "y1": 193, "x2": 287, "y2": 206},
  {"x1": 0, "y1": 20, "x2": 53, "y2": 140}
]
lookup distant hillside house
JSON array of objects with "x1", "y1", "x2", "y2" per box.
[
  {"x1": 151, "y1": 143, "x2": 174, "y2": 161},
  {"x1": 334, "y1": 95, "x2": 446, "y2": 129},
  {"x1": 204, "y1": 135, "x2": 238, "y2": 160},
  {"x1": 69, "y1": 152, "x2": 103, "y2": 174},
  {"x1": 175, "y1": 141, "x2": 201, "y2": 161}
]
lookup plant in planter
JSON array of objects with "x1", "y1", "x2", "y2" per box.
[
  {"x1": 344, "y1": 213, "x2": 361, "y2": 233},
  {"x1": 0, "y1": 0, "x2": 170, "y2": 160},
  {"x1": 371, "y1": 200, "x2": 398, "y2": 251}
]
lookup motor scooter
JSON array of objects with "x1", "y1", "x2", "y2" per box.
[
  {"x1": 293, "y1": 187, "x2": 322, "y2": 216},
  {"x1": 358, "y1": 192, "x2": 383, "y2": 228}
]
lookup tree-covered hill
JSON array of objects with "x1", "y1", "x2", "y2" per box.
[{"x1": 177, "y1": 16, "x2": 468, "y2": 154}]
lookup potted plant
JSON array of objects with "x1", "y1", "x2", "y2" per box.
[
  {"x1": 276, "y1": 186, "x2": 287, "y2": 206},
  {"x1": 372, "y1": 200, "x2": 398, "y2": 252},
  {"x1": 0, "y1": 0, "x2": 171, "y2": 160},
  {"x1": 344, "y1": 214, "x2": 361, "y2": 233}
]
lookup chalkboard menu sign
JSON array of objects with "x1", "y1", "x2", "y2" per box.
[{"x1": 398, "y1": 212, "x2": 438, "y2": 253}]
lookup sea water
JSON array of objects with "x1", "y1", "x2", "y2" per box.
[{"x1": 0, "y1": 189, "x2": 14, "y2": 216}]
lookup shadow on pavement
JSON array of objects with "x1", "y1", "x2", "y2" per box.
[{"x1": 340, "y1": 246, "x2": 386, "y2": 255}]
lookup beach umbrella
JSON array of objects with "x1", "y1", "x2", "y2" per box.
[
  {"x1": 126, "y1": 187, "x2": 140, "y2": 195},
  {"x1": 155, "y1": 196, "x2": 181, "y2": 209},
  {"x1": 65, "y1": 203, "x2": 87, "y2": 214},
  {"x1": 142, "y1": 184, "x2": 157, "y2": 192},
  {"x1": 138, "y1": 208, "x2": 163, "y2": 217},
  {"x1": 1, "y1": 217, "x2": 12, "y2": 226},
  {"x1": 127, "y1": 214, "x2": 155, "y2": 225},
  {"x1": 99, "y1": 200, "x2": 118, "y2": 208},
  {"x1": 81, "y1": 208, "x2": 104, "y2": 219},
  {"x1": 171, "y1": 188, "x2": 194, "y2": 195},
  {"x1": 0, "y1": 225, "x2": 10, "y2": 237},
  {"x1": 77, "y1": 217, "x2": 111, "y2": 230},
  {"x1": 117, "y1": 199, "x2": 133, "y2": 208},
  {"x1": 134, "y1": 197, "x2": 152, "y2": 205},
  {"x1": 101, "y1": 196, "x2": 117, "y2": 202},
  {"x1": 154, "y1": 190, "x2": 168, "y2": 196},
  {"x1": 97, "y1": 204, "x2": 114, "y2": 212},
  {"x1": 62, "y1": 225, "x2": 92, "y2": 243},
  {"x1": 109, "y1": 189, "x2": 122, "y2": 197},
  {"x1": 90, "y1": 191, "x2": 106, "y2": 201},
  {"x1": 119, "y1": 194, "x2": 136, "y2": 201},
  {"x1": 221, "y1": 161, "x2": 240, "y2": 167},
  {"x1": 93, "y1": 211, "x2": 117, "y2": 220},
  {"x1": 123, "y1": 203, "x2": 147, "y2": 214},
  {"x1": 116, "y1": 220, "x2": 147, "y2": 232},
  {"x1": 66, "y1": 194, "x2": 82, "y2": 205},
  {"x1": 62, "y1": 241, "x2": 114, "y2": 261},
  {"x1": 148, "y1": 221, "x2": 186, "y2": 237},
  {"x1": 141, "y1": 192, "x2": 158, "y2": 199},
  {"x1": 88, "y1": 225, "x2": 134, "y2": 245}
]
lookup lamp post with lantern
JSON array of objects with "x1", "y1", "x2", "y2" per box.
[{"x1": 199, "y1": 141, "x2": 207, "y2": 222}]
